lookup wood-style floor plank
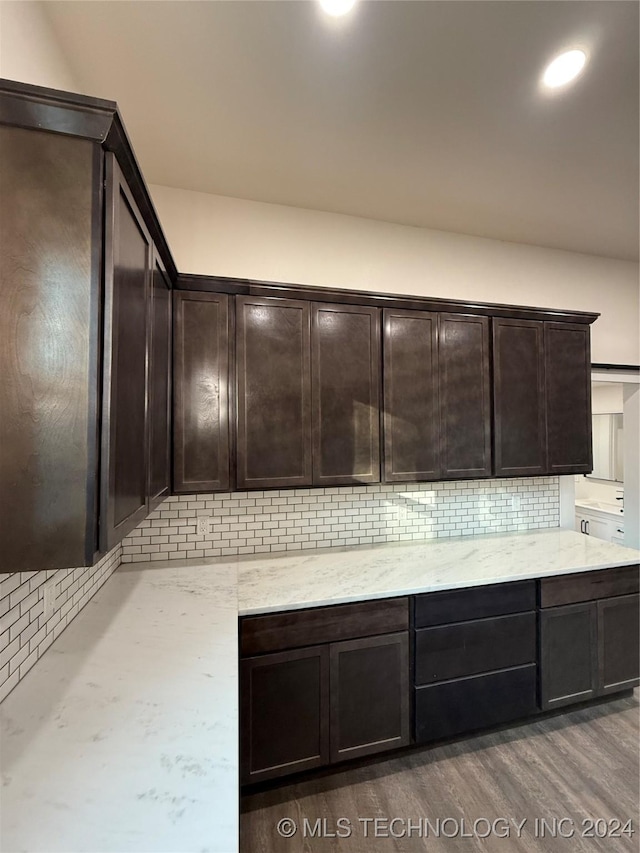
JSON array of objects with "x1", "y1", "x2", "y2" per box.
[{"x1": 241, "y1": 692, "x2": 639, "y2": 852}]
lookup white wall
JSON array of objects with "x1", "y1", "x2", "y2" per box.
[
  {"x1": 592, "y1": 383, "x2": 625, "y2": 414},
  {"x1": 0, "y1": 0, "x2": 78, "y2": 91},
  {"x1": 149, "y1": 185, "x2": 639, "y2": 366}
]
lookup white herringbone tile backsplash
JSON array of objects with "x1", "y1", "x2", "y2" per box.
[
  {"x1": 121, "y1": 477, "x2": 560, "y2": 563},
  {"x1": 0, "y1": 545, "x2": 121, "y2": 702}
]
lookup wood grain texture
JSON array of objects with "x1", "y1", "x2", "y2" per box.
[
  {"x1": 540, "y1": 602, "x2": 599, "y2": 710},
  {"x1": 242, "y1": 691, "x2": 639, "y2": 853},
  {"x1": 100, "y1": 154, "x2": 151, "y2": 552},
  {"x1": 415, "y1": 612, "x2": 536, "y2": 685},
  {"x1": 438, "y1": 313, "x2": 492, "y2": 479},
  {"x1": 312, "y1": 303, "x2": 381, "y2": 485},
  {"x1": 545, "y1": 322, "x2": 592, "y2": 474},
  {"x1": 236, "y1": 296, "x2": 312, "y2": 489},
  {"x1": 330, "y1": 632, "x2": 410, "y2": 763},
  {"x1": 0, "y1": 126, "x2": 101, "y2": 571},
  {"x1": 597, "y1": 594, "x2": 640, "y2": 695},
  {"x1": 241, "y1": 646, "x2": 330, "y2": 784},
  {"x1": 172, "y1": 291, "x2": 230, "y2": 492},
  {"x1": 241, "y1": 598, "x2": 409, "y2": 656},
  {"x1": 383, "y1": 309, "x2": 440, "y2": 482},
  {"x1": 148, "y1": 252, "x2": 172, "y2": 510},
  {"x1": 539, "y1": 566, "x2": 640, "y2": 608},
  {"x1": 414, "y1": 580, "x2": 536, "y2": 628},
  {"x1": 493, "y1": 318, "x2": 547, "y2": 476}
]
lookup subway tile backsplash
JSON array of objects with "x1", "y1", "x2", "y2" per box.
[
  {"x1": 121, "y1": 477, "x2": 560, "y2": 563},
  {"x1": 0, "y1": 476, "x2": 559, "y2": 702},
  {"x1": 0, "y1": 545, "x2": 121, "y2": 702}
]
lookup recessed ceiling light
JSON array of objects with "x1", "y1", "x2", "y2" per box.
[
  {"x1": 542, "y1": 49, "x2": 587, "y2": 89},
  {"x1": 318, "y1": 0, "x2": 357, "y2": 17}
]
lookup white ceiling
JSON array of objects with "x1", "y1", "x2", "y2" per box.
[{"x1": 44, "y1": 0, "x2": 639, "y2": 261}]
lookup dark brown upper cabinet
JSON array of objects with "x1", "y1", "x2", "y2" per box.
[
  {"x1": 0, "y1": 82, "x2": 176, "y2": 572},
  {"x1": 493, "y1": 318, "x2": 547, "y2": 477},
  {"x1": 383, "y1": 309, "x2": 440, "y2": 482},
  {"x1": 100, "y1": 155, "x2": 153, "y2": 552},
  {"x1": 0, "y1": 124, "x2": 103, "y2": 572},
  {"x1": 545, "y1": 322, "x2": 592, "y2": 474},
  {"x1": 312, "y1": 303, "x2": 381, "y2": 486},
  {"x1": 438, "y1": 313, "x2": 492, "y2": 479},
  {"x1": 148, "y1": 252, "x2": 172, "y2": 511},
  {"x1": 173, "y1": 291, "x2": 230, "y2": 493},
  {"x1": 236, "y1": 296, "x2": 312, "y2": 489}
]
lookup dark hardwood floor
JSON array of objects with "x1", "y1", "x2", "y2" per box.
[{"x1": 241, "y1": 691, "x2": 639, "y2": 852}]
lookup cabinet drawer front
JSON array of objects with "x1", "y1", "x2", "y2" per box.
[
  {"x1": 241, "y1": 597, "x2": 409, "y2": 656},
  {"x1": 414, "y1": 664, "x2": 537, "y2": 744},
  {"x1": 540, "y1": 565, "x2": 639, "y2": 608},
  {"x1": 414, "y1": 580, "x2": 535, "y2": 628},
  {"x1": 415, "y1": 612, "x2": 536, "y2": 685}
]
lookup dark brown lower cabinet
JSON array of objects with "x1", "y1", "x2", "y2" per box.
[
  {"x1": 539, "y1": 587, "x2": 640, "y2": 710},
  {"x1": 540, "y1": 602, "x2": 599, "y2": 710},
  {"x1": 598, "y1": 594, "x2": 640, "y2": 695},
  {"x1": 240, "y1": 597, "x2": 410, "y2": 784},
  {"x1": 330, "y1": 633, "x2": 410, "y2": 764},
  {"x1": 415, "y1": 664, "x2": 538, "y2": 743},
  {"x1": 241, "y1": 646, "x2": 330, "y2": 784}
]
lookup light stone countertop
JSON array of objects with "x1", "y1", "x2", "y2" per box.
[
  {"x1": 237, "y1": 528, "x2": 640, "y2": 614},
  {"x1": 1, "y1": 528, "x2": 639, "y2": 853},
  {"x1": 0, "y1": 562, "x2": 238, "y2": 853}
]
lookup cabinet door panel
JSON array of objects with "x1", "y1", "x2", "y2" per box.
[
  {"x1": 439, "y1": 314, "x2": 491, "y2": 478},
  {"x1": 383, "y1": 309, "x2": 439, "y2": 481},
  {"x1": 312, "y1": 304, "x2": 381, "y2": 485},
  {"x1": 540, "y1": 602, "x2": 598, "y2": 710},
  {"x1": 598, "y1": 594, "x2": 640, "y2": 694},
  {"x1": 241, "y1": 646, "x2": 330, "y2": 784},
  {"x1": 236, "y1": 296, "x2": 312, "y2": 489},
  {"x1": 148, "y1": 252, "x2": 171, "y2": 510},
  {"x1": 330, "y1": 632, "x2": 409, "y2": 763},
  {"x1": 545, "y1": 322, "x2": 592, "y2": 474},
  {"x1": 101, "y1": 155, "x2": 151, "y2": 551},
  {"x1": 173, "y1": 291, "x2": 230, "y2": 493},
  {"x1": 493, "y1": 318, "x2": 547, "y2": 476}
]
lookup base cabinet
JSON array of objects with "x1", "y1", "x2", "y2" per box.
[
  {"x1": 241, "y1": 646, "x2": 329, "y2": 784},
  {"x1": 539, "y1": 568, "x2": 640, "y2": 710},
  {"x1": 240, "y1": 599, "x2": 409, "y2": 784}
]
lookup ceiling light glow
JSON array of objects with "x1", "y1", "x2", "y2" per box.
[
  {"x1": 319, "y1": 0, "x2": 357, "y2": 17},
  {"x1": 542, "y1": 49, "x2": 587, "y2": 89}
]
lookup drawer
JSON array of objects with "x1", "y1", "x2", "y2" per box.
[
  {"x1": 414, "y1": 611, "x2": 536, "y2": 685},
  {"x1": 540, "y1": 565, "x2": 639, "y2": 608},
  {"x1": 414, "y1": 663, "x2": 537, "y2": 743},
  {"x1": 414, "y1": 580, "x2": 536, "y2": 628},
  {"x1": 240, "y1": 597, "x2": 409, "y2": 656}
]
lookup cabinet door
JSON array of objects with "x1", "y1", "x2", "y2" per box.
[
  {"x1": 330, "y1": 632, "x2": 409, "y2": 764},
  {"x1": 540, "y1": 602, "x2": 598, "y2": 710},
  {"x1": 493, "y1": 318, "x2": 547, "y2": 476},
  {"x1": 241, "y1": 646, "x2": 330, "y2": 784},
  {"x1": 173, "y1": 291, "x2": 230, "y2": 493},
  {"x1": 101, "y1": 155, "x2": 151, "y2": 551},
  {"x1": 236, "y1": 296, "x2": 312, "y2": 489},
  {"x1": 597, "y1": 594, "x2": 640, "y2": 695},
  {"x1": 545, "y1": 322, "x2": 592, "y2": 474},
  {"x1": 438, "y1": 314, "x2": 491, "y2": 479},
  {"x1": 583, "y1": 514, "x2": 612, "y2": 542},
  {"x1": 312, "y1": 304, "x2": 381, "y2": 485},
  {"x1": 147, "y1": 251, "x2": 172, "y2": 511},
  {"x1": 383, "y1": 309, "x2": 439, "y2": 482}
]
